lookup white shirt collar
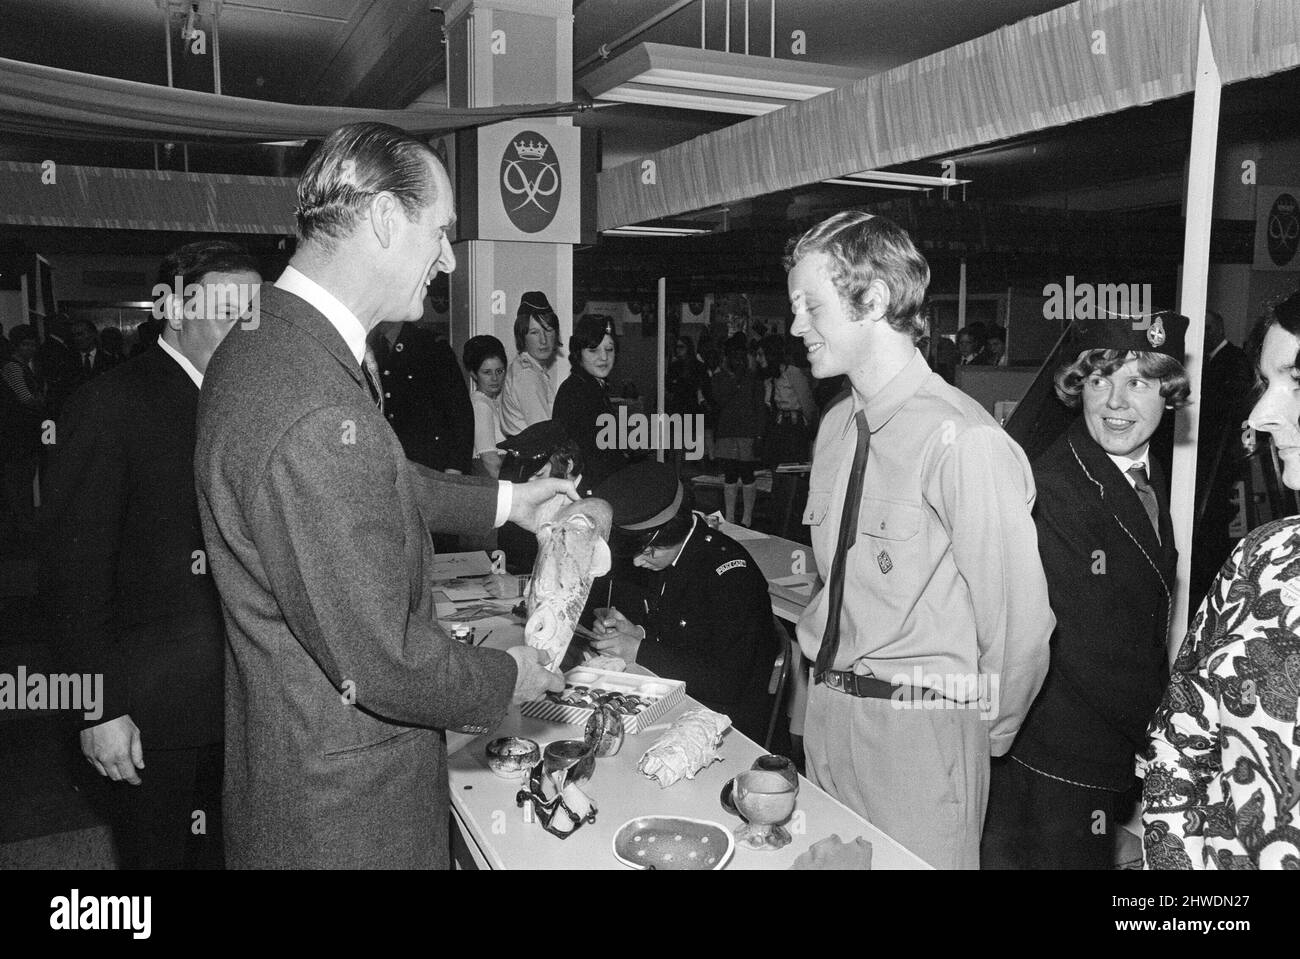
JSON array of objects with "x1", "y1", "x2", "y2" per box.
[
  {"x1": 1107, "y1": 446, "x2": 1151, "y2": 485},
  {"x1": 157, "y1": 336, "x2": 203, "y2": 389},
  {"x1": 1209, "y1": 339, "x2": 1228, "y2": 361},
  {"x1": 670, "y1": 513, "x2": 700, "y2": 568},
  {"x1": 275, "y1": 264, "x2": 368, "y2": 365}
]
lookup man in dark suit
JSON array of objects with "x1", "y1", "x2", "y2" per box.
[
  {"x1": 41, "y1": 241, "x2": 262, "y2": 869},
  {"x1": 36, "y1": 311, "x2": 78, "y2": 420},
  {"x1": 68, "y1": 318, "x2": 114, "y2": 387},
  {"x1": 1191, "y1": 310, "x2": 1255, "y2": 603},
  {"x1": 372, "y1": 321, "x2": 474, "y2": 474},
  {"x1": 194, "y1": 122, "x2": 567, "y2": 869},
  {"x1": 981, "y1": 314, "x2": 1190, "y2": 869}
]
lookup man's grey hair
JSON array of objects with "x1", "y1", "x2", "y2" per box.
[{"x1": 295, "y1": 122, "x2": 441, "y2": 246}]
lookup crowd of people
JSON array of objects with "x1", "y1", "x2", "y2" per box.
[{"x1": 6, "y1": 120, "x2": 1296, "y2": 872}]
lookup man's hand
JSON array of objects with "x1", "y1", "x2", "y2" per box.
[
  {"x1": 80, "y1": 715, "x2": 144, "y2": 785},
  {"x1": 590, "y1": 606, "x2": 644, "y2": 663},
  {"x1": 506, "y1": 645, "x2": 565, "y2": 702},
  {"x1": 508, "y1": 477, "x2": 579, "y2": 533}
]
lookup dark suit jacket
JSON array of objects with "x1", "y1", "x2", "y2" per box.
[
  {"x1": 374, "y1": 326, "x2": 474, "y2": 473},
  {"x1": 195, "y1": 284, "x2": 516, "y2": 869},
  {"x1": 1009, "y1": 417, "x2": 1176, "y2": 789},
  {"x1": 40, "y1": 346, "x2": 226, "y2": 748},
  {"x1": 36, "y1": 334, "x2": 77, "y2": 419}
]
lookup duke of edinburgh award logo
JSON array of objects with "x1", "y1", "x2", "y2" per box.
[{"x1": 500, "y1": 131, "x2": 561, "y2": 234}]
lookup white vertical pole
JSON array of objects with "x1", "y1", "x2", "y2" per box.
[
  {"x1": 1170, "y1": 6, "x2": 1220, "y2": 664},
  {"x1": 657, "y1": 277, "x2": 668, "y2": 463},
  {"x1": 212, "y1": 3, "x2": 222, "y2": 94},
  {"x1": 957, "y1": 257, "x2": 967, "y2": 329},
  {"x1": 700, "y1": 0, "x2": 705, "y2": 49},
  {"x1": 744, "y1": 0, "x2": 749, "y2": 54},
  {"x1": 769, "y1": 0, "x2": 775, "y2": 57},
  {"x1": 163, "y1": 5, "x2": 174, "y2": 88},
  {"x1": 724, "y1": 0, "x2": 730, "y2": 52}
]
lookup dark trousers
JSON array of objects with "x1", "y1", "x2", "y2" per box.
[
  {"x1": 107, "y1": 741, "x2": 224, "y2": 870},
  {"x1": 981, "y1": 755, "x2": 1130, "y2": 870}
]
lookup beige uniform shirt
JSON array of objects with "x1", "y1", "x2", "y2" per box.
[
  {"x1": 795, "y1": 349, "x2": 1053, "y2": 755},
  {"x1": 500, "y1": 352, "x2": 555, "y2": 437}
]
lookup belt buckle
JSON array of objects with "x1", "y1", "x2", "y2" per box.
[{"x1": 824, "y1": 671, "x2": 844, "y2": 692}]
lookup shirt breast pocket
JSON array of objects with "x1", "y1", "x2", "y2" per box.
[
  {"x1": 857, "y1": 498, "x2": 922, "y2": 542},
  {"x1": 803, "y1": 489, "x2": 832, "y2": 526}
]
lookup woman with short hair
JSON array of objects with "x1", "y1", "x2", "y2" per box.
[
  {"x1": 552, "y1": 314, "x2": 627, "y2": 496},
  {"x1": 462, "y1": 334, "x2": 507, "y2": 479},
  {"x1": 500, "y1": 291, "x2": 560, "y2": 437},
  {"x1": 982, "y1": 314, "x2": 1191, "y2": 870}
]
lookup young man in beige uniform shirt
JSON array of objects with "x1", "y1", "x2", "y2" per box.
[{"x1": 786, "y1": 212, "x2": 1054, "y2": 869}]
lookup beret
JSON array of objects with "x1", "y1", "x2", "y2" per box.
[{"x1": 1073, "y1": 312, "x2": 1187, "y2": 362}]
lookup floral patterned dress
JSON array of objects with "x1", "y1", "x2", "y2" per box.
[{"x1": 1140, "y1": 517, "x2": 1300, "y2": 869}]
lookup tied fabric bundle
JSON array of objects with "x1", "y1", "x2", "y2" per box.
[
  {"x1": 789, "y1": 834, "x2": 874, "y2": 870},
  {"x1": 638, "y1": 707, "x2": 731, "y2": 788}
]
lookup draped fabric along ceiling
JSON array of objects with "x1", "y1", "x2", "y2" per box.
[
  {"x1": 0, "y1": 57, "x2": 584, "y2": 143},
  {"x1": 597, "y1": 0, "x2": 1300, "y2": 231}
]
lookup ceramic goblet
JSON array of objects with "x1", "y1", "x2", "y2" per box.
[{"x1": 730, "y1": 768, "x2": 798, "y2": 851}]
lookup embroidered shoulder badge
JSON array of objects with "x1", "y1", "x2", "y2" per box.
[{"x1": 716, "y1": 559, "x2": 746, "y2": 575}]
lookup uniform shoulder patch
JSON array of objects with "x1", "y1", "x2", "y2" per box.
[{"x1": 716, "y1": 559, "x2": 747, "y2": 575}]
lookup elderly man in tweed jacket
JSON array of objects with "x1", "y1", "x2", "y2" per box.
[{"x1": 195, "y1": 123, "x2": 566, "y2": 869}]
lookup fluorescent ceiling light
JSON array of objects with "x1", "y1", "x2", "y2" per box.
[
  {"x1": 604, "y1": 226, "x2": 712, "y2": 237},
  {"x1": 580, "y1": 42, "x2": 865, "y2": 116},
  {"x1": 823, "y1": 179, "x2": 929, "y2": 191},
  {"x1": 841, "y1": 170, "x2": 972, "y2": 187}
]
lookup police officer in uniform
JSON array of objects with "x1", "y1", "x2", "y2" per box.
[
  {"x1": 371, "y1": 321, "x2": 474, "y2": 474},
  {"x1": 981, "y1": 313, "x2": 1190, "y2": 869},
  {"x1": 586, "y1": 461, "x2": 780, "y2": 742}
]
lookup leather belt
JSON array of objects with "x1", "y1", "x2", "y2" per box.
[
  {"x1": 818, "y1": 669, "x2": 966, "y2": 707},
  {"x1": 818, "y1": 670, "x2": 898, "y2": 699}
]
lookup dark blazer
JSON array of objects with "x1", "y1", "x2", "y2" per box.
[
  {"x1": 590, "y1": 514, "x2": 779, "y2": 741},
  {"x1": 552, "y1": 365, "x2": 628, "y2": 497},
  {"x1": 40, "y1": 346, "x2": 226, "y2": 748},
  {"x1": 374, "y1": 325, "x2": 474, "y2": 474},
  {"x1": 36, "y1": 334, "x2": 77, "y2": 419},
  {"x1": 1009, "y1": 416, "x2": 1176, "y2": 789},
  {"x1": 194, "y1": 284, "x2": 517, "y2": 870}
]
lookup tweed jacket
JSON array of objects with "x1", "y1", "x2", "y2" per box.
[{"x1": 195, "y1": 284, "x2": 516, "y2": 869}]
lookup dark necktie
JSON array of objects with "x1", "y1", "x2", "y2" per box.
[
  {"x1": 362, "y1": 346, "x2": 383, "y2": 413},
  {"x1": 1127, "y1": 464, "x2": 1160, "y2": 542},
  {"x1": 814, "y1": 410, "x2": 870, "y2": 682}
]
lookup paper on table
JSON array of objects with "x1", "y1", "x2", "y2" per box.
[
  {"x1": 718, "y1": 522, "x2": 768, "y2": 542},
  {"x1": 770, "y1": 574, "x2": 816, "y2": 596},
  {"x1": 439, "y1": 578, "x2": 491, "y2": 602},
  {"x1": 431, "y1": 551, "x2": 495, "y2": 581},
  {"x1": 442, "y1": 601, "x2": 516, "y2": 622}
]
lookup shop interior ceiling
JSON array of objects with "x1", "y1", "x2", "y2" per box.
[{"x1": 0, "y1": 0, "x2": 1286, "y2": 297}]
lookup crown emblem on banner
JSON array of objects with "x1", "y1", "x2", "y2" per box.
[{"x1": 514, "y1": 139, "x2": 548, "y2": 160}]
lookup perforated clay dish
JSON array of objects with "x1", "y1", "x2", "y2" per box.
[{"x1": 612, "y1": 816, "x2": 735, "y2": 871}]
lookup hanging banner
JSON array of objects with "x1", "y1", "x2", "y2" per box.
[{"x1": 1254, "y1": 185, "x2": 1300, "y2": 270}]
